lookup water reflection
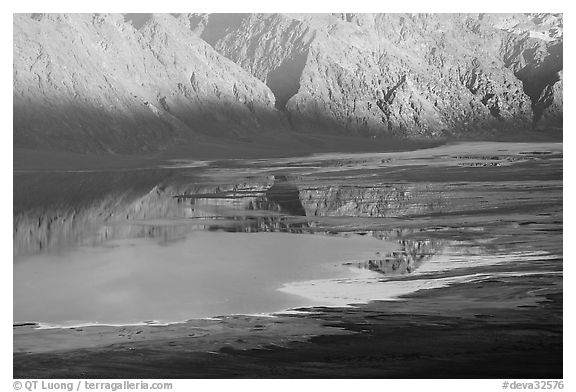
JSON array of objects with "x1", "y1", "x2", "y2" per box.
[
  {"x1": 14, "y1": 231, "x2": 395, "y2": 327},
  {"x1": 13, "y1": 147, "x2": 563, "y2": 329},
  {"x1": 14, "y1": 169, "x2": 456, "y2": 325},
  {"x1": 299, "y1": 184, "x2": 446, "y2": 218},
  {"x1": 177, "y1": 177, "x2": 310, "y2": 234},
  {"x1": 345, "y1": 239, "x2": 443, "y2": 276},
  {"x1": 14, "y1": 170, "x2": 455, "y2": 256},
  {"x1": 262, "y1": 176, "x2": 307, "y2": 216}
]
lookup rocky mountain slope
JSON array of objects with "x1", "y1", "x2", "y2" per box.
[
  {"x1": 13, "y1": 13, "x2": 562, "y2": 153},
  {"x1": 190, "y1": 13, "x2": 562, "y2": 138},
  {"x1": 14, "y1": 13, "x2": 283, "y2": 153}
]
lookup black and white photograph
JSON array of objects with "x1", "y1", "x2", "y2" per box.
[{"x1": 10, "y1": 6, "x2": 566, "y2": 385}]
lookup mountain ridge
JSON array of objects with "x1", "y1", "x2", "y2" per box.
[{"x1": 13, "y1": 13, "x2": 563, "y2": 153}]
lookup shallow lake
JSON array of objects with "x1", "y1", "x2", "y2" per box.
[
  {"x1": 14, "y1": 231, "x2": 395, "y2": 327},
  {"x1": 13, "y1": 142, "x2": 563, "y2": 328}
]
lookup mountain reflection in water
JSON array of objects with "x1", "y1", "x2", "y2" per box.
[
  {"x1": 13, "y1": 169, "x2": 454, "y2": 270},
  {"x1": 175, "y1": 176, "x2": 310, "y2": 234},
  {"x1": 345, "y1": 239, "x2": 443, "y2": 276},
  {"x1": 13, "y1": 144, "x2": 563, "y2": 328}
]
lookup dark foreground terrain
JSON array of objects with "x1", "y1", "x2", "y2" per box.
[
  {"x1": 14, "y1": 141, "x2": 562, "y2": 378},
  {"x1": 14, "y1": 281, "x2": 561, "y2": 378}
]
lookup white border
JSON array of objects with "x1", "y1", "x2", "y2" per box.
[{"x1": 3, "y1": 3, "x2": 572, "y2": 390}]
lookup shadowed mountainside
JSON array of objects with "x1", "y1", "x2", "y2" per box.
[
  {"x1": 14, "y1": 13, "x2": 284, "y2": 153},
  {"x1": 13, "y1": 13, "x2": 562, "y2": 153}
]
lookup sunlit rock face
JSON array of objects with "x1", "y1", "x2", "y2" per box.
[
  {"x1": 190, "y1": 13, "x2": 562, "y2": 137},
  {"x1": 14, "y1": 13, "x2": 562, "y2": 153},
  {"x1": 13, "y1": 13, "x2": 283, "y2": 153}
]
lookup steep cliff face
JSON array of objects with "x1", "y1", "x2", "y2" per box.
[
  {"x1": 13, "y1": 13, "x2": 282, "y2": 153},
  {"x1": 186, "y1": 13, "x2": 315, "y2": 112},
  {"x1": 498, "y1": 13, "x2": 563, "y2": 125},
  {"x1": 13, "y1": 13, "x2": 562, "y2": 153},
  {"x1": 190, "y1": 13, "x2": 562, "y2": 138}
]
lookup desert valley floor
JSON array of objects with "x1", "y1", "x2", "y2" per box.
[{"x1": 13, "y1": 141, "x2": 562, "y2": 378}]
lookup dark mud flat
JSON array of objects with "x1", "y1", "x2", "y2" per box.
[{"x1": 13, "y1": 142, "x2": 563, "y2": 378}]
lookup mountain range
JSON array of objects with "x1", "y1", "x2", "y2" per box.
[{"x1": 13, "y1": 13, "x2": 563, "y2": 153}]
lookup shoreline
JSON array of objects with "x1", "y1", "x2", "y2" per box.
[
  {"x1": 17, "y1": 247, "x2": 557, "y2": 332},
  {"x1": 14, "y1": 264, "x2": 562, "y2": 354},
  {"x1": 14, "y1": 139, "x2": 563, "y2": 173},
  {"x1": 14, "y1": 268, "x2": 562, "y2": 378},
  {"x1": 13, "y1": 140, "x2": 563, "y2": 378}
]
